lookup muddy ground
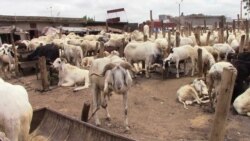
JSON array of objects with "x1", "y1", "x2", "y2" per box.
[{"x1": 7, "y1": 73, "x2": 250, "y2": 141}]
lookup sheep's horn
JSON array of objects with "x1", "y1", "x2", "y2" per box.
[{"x1": 102, "y1": 63, "x2": 116, "y2": 75}]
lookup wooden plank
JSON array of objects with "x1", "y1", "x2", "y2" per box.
[
  {"x1": 209, "y1": 68, "x2": 237, "y2": 141},
  {"x1": 81, "y1": 101, "x2": 90, "y2": 122},
  {"x1": 39, "y1": 56, "x2": 49, "y2": 91},
  {"x1": 143, "y1": 35, "x2": 148, "y2": 42},
  {"x1": 175, "y1": 32, "x2": 180, "y2": 47},
  {"x1": 239, "y1": 35, "x2": 245, "y2": 53},
  {"x1": 245, "y1": 20, "x2": 249, "y2": 50},
  {"x1": 194, "y1": 30, "x2": 201, "y2": 46},
  {"x1": 10, "y1": 26, "x2": 19, "y2": 77},
  {"x1": 98, "y1": 42, "x2": 105, "y2": 58},
  {"x1": 206, "y1": 31, "x2": 211, "y2": 46},
  {"x1": 198, "y1": 48, "x2": 203, "y2": 77},
  {"x1": 150, "y1": 10, "x2": 154, "y2": 38},
  {"x1": 233, "y1": 20, "x2": 236, "y2": 35},
  {"x1": 237, "y1": 14, "x2": 240, "y2": 31},
  {"x1": 119, "y1": 38, "x2": 125, "y2": 57}
]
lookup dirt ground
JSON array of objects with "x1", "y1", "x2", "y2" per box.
[{"x1": 7, "y1": 73, "x2": 250, "y2": 141}]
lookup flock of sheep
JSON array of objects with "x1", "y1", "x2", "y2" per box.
[{"x1": 0, "y1": 23, "x2": 250, "y2": 140}]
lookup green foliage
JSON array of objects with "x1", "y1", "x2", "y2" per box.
[{"x1": 83, "y1": 15, "x2": 95, "y2": 22}]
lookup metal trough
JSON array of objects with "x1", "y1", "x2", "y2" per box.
[{"x1": 29, "y1": 108, "x2": 135, "y2": 141}]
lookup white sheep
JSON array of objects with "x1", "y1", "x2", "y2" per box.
[
  {"x1": 206, "y1": 62, "x2": 237, "y2": 105},
  {"x1": 0, "y1": 78, "x2": 33, "y2": 141},
  {"x1": 233, "y1": 88, "x2": 250, "y2": 116},
  {"x1": 213, "y1": 43, "x2": 235, "y2": 60},
  {"x1": 81, "y1": 56, "x2": 95, "y2": 68},
  {"x1": 90, "y1": 54, "x2": 134, "y2": 131},
  {"x1": 62, "y1": 43, "x2": 83, "y2": 67},
  {"x1": 163, "y1": 45, "x2": 197, "y2": 78},
  {"x1": 177, "y1": 78, "x2": 209, "y2": 109},
  {"x1": 124, "y1": 41, "x2": 163, "y2": 78},
  {"x1": 52, "y1": 58, "x2": 90, "y2": 91}
]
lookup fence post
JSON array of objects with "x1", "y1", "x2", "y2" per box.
[
  {"x1": 176, "y1": 32, "x2": 180, "y2": 47},
  {"x1": 10, "y1": 26, "x2": 19, "y2": 77},
  {"x1": 239, "y1": 35, "x2": 245, "y2": 53},
  {"x1": 81, "y1": 101, "x2": 91, "y2": 122},
  {"x1": 198, "y1": 48, "x2": 203, "y2": 77},
  {"x1": 206, "y1": 31, "x2": 211, "y2": 46},
  {"x1": 39, "y1": 56, "x2": 49, "y2": 91},
  {"x1": 209, "y1": 68, "x2": 237, "y2": 141}
]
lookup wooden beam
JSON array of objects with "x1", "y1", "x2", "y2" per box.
[
  {"x1": 232, "y1": 20, "x2": 236, "y2": 35},
  {"x1": 81, "y1": 101, "x2": 91, "y2": 122},
  {"x1": 38, "y1": 56, "x2": 49, "y2": 91},
  {"x1": 144, "y1": 35, "x2": 148, "y2": 42},
  {"x1": 239, "y1": 35, "x2": 245, "y2": 53},
  {"x1": 10, "y1": 26, "x2": 19, "y2": 77},
  {"x1": 194, "y1": 30, "x2": 201, "y2": 46},
  {"x1": 198, "y1": 48, "x2": 203, "y2": 77},
  {"x1": 175, "y1": 32, "x2": 180, "y2": 47},
  {"x1": 119, "y1": 38, "x2": 125, "y2": 57},
  {"x1": 245, "y1": 20, "x2": 249, "y2": 50},
  {"x1": 209, "y1": 68, "x2": 237, "y2": 141},
  {"x1": 98, "y1": 42, "x2": 105, "y2": 58},
  {"x1": 237, "y1": 14, "x2": 240, "y2": 31},
  {"x1": 206, "y1": 31, "x2": 211, "y2": 46}
]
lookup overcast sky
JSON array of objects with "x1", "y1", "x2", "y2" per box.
[{"x1": 0, "y1": 0, "x2": 244, "y2": 23}]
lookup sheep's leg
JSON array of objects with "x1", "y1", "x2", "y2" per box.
[
  {"x1": 181, "y1": 101, "x2": 188, "y2": 109},
  {"x1": 176, "y1": 60, "x2": 180, "y2": 78},
  {"x1": 61, "y1": 80, "x2": 75, "y2": 87},
  {"x1": 123, "y1": 92, "x2": 130, "y2": 131},
  {"x1": 104, "y1": 95, "x2": 111, "y2": 120},
  {"x1": 92, "y1": 85, "x2": 101, "y2": 126}
]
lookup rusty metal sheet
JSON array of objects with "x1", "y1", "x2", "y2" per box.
[{"x1": 30, "y1": 108, "x2": 136, "y2": 141}]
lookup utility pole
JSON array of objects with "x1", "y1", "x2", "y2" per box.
[{"x1": 178, "y1": 0, "x2": 183, "y2": 30}]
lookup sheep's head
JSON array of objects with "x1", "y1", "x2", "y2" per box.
[
  {"x1": 52, "y1": 58, "x2": 67, "y2": 69},
  {"x1": 102, "y1": 62, "x2": 133, "y2": 93},
  {"x1": 193, "y1": 78, "x2": 208, "y2": 96}
]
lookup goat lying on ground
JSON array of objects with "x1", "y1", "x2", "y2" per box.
[
  {"x1": 90, "y1": 54, "x2": 134, "y2": 131},
  {"x1": 177, "y1": 78, "x2": 209, "y2": 109},
  {"x1": 52, "y1": 58, "x2": 90, "y2": 91},
  {"x1": 233, "y1": 88, "x2": 250, "y2": 116}
]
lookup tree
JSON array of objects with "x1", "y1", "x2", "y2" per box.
[{"x1": 83, "y1": 15, "x2": 95, "y2": 22}]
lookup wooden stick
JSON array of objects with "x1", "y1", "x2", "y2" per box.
[
  {"x1": 175, "y1": 32, "x2": 180, "y2": 47},
  {"x1": 239, "y1": 35, "x2": 245, "y2": 53},
  {"x1": 209, "y1": 68, "x2": 237, "y2": 141},
  {"x1": 144, "y1": 35, "x2": 148, "y2": 42},
  {"x1": 237, "y1": 14, "x2": 240, "y2": 31},
  {"x1": 38, "y1": 56, "x2": 49, "y2": 91},
  {"x1": 10, "y1": 26, "x2": 19, "y2": 77},
  {"x1": 194, "y1": 30, "x2": 201, "y2": 46},
  {"x1": 81, "y1": 101, "x2": 91, "y2": 122},
  {"x1": 119, "y1": 38, "x2": 125, "y2": 57},
  {"x1": 167, "y1": 31, "x2": 171, "y2": 53},
  {"x1": 206, "y1": 31, "x2": 211, "y2": 46},
  {"x1": 232, "y1": 20, "x2": 236, "y2": 35},
  {"x1": 198, "y1": 48, "x2": 203, "y2": 77},
  {"x1": 98, "y1": 42, "x2": 104, "y2": 58},
  {"x1": 245, "y1": 20, "x2": 249, "y2": 50}
]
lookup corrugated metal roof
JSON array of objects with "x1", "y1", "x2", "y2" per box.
[{"x1": 0, "y1": 15, "x2": 87, "y2": 24}]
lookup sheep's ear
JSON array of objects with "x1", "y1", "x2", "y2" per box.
[
  {"x1": 102, "y1": 63, "x2": 116, "y2": 76},
  {"x1": 120, "y1": 62, "x2": 137, "y2": 73},
  {"x1": 60, "y1": 57, "x2": 67, "y2": 63}
]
